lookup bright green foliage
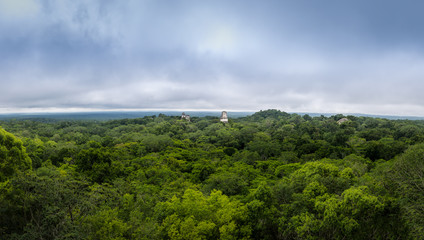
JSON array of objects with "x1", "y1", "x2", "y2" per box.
[
  {"x1": 156, "y1": 189, "x2": 251, "y2": 239},
  {"x1": 280, "y1": 180, "x2": 406, "y2": 239},
  {"x1": 246, "y1": 182, "x2": 279, "y2": 239},
  {"x1": 0, "y1": 127, "x2": 31, "y2": 181},
  {"x1": 288, "y1": 161, "x2": 354, "y2": 194},
  {"x1": 79, "y1": 207, "x2": 130, "y2": 240},
  {"x1": 1, "y1": 110, "x2": 424, "y2": 239}
]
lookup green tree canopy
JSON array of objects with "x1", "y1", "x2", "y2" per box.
[{"x1": 0, "y1": 127, "x2": 31, "y2": 181}]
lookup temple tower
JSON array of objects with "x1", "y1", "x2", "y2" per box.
[
  {"x1": 181, "y1": 112, "x2": 191, "y2": 122},
  {"x1": 220, "y1": 111, "x2": 228, "y2": 123}
]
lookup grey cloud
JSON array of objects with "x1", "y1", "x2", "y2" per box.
[{"x1": 1, "y1": 0, "x2": 424, "y2": 115}]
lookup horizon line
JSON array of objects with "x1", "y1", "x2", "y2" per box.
[{"x1": 0, "y1": 108, "x2": 424, "y2": 119}]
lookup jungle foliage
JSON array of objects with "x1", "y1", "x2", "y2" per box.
[{"x1": 1, "y1": 109, "x2": 424, "y2": 239}]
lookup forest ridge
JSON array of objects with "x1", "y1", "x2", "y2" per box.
[{"x1": 1, "y1": 109, "x2": 423, "y2": 239}]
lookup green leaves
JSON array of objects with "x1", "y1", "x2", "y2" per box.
[
  {"x1": 2, "y1": 111, "x2": 423, "y2": 239},
  {"x1": 0, "y1": 127, "x2": 31, "y2": 182},
  {"x1": 79, "y1": 207, "x2": 130, "y2": 240},
  {"x1": 389, "y1": 144, "x2": 424, "y2": 239},
  {"x1": 0, "y1": 165, "x2": 88, "y2": 239},
  {"x1": 156, "y1": 189, "x2": 250, "y2": 240}
]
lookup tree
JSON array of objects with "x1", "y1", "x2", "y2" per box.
[
  {"x1": 155, "y1": 189, "x2": 251, "y2": 240},
  {"x1": 389, "y1": 144, "x2": 424, "y2": 239},
  {"x1": 78, "y1": 207, "x2": 130, "y2": 240},
  {"x1": 75, "y1": 148, "x2": 113, "y2": 183},
  {"x1": 246, "y1": 182, "x2": 279, "y2": 239},
  {"x1": 0, "y1": 127, "x2": 32, "y2": 182},
  {"x1": 0, "y1": 165, "x2": 87, "y2": 239}
]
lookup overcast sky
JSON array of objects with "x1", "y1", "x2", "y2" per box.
[{"x1": 1, "y1": 0, "x2": 424, "y2": 115}]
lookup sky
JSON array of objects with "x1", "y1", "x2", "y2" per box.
[{"x1": 1, "y1": 0, "x2": 424, "y2": 116}]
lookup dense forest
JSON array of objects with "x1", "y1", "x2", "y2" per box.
[{"x1": 1, "y1": 109, "x2": 424, "y2": 239}]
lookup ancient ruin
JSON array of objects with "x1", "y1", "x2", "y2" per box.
[
  {"x1": 220, "y1": 111, "x2": 228, "y2": 123},
  {"x1": 337, "y1": 117, "x2": 349, "y2": 124},
  {"x1": 181, "y1": 112, "x2": 191, "y2": 122}
]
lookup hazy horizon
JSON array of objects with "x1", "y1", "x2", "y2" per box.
[
  {"x1": 1, "y1": 108, "x2": 424, "y2": 118},
  {"x1": 2, "y1": 109, "x2": 424, "y2": 121}
]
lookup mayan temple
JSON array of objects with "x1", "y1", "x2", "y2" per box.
[
  {"x1": 220, "y1": 111, "x2": 228, "y2": 123},
  {"x1": 181, "y1": 112, "x2": 191, "y2": 121}
]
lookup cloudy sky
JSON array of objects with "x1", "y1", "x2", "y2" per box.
[{"x1": 1, "y1": 0, "x2": 424, "y2": 115}]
